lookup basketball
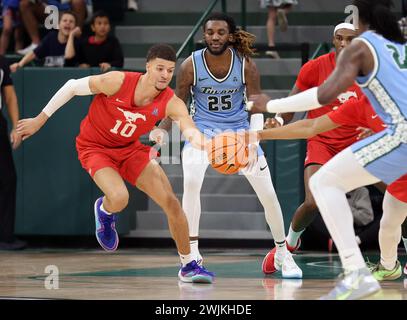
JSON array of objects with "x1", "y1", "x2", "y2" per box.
[{"x1": 207, "y1": 132, "x2": 249, "y2": 175}]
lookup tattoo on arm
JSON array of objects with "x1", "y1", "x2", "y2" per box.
[{"x1": 176, "y1": 57, "x2": 194, "y2": 105}]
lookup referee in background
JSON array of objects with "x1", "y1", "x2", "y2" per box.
[{"x1": 0, "y1": 55, "x2": 26, "y2": 250}]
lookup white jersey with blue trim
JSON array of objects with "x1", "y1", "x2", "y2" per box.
[
  {"x1": 355, "y1": 31, "x2": 407, "y2": 127},
  {"x1": 190, "y1": 47, "x2": 249, "y2": 131}
]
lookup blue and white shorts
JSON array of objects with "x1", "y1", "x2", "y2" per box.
[{"x1": 351, "y1": 125, "x2": 407, "y2": 184}]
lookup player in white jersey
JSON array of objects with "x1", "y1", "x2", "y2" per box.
[{"x1": 248, "y1": 0, "x2": 407, "y2": 299}]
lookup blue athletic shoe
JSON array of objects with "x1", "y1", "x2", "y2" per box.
[
  {"x1": 94, "y1": 197, "x2": 119, "y2": 251},
  {"x1": 178, "y1": 260, "x2": 215, "y2": 283}
]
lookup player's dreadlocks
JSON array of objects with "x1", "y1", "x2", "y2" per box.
[
  {"x1": 203, "y1": 12, "x2": 256, "y2": 58},
  {"x1": 232, "y1": 28, "x2": 256, "y2": 58},
  {"x1": 353, "y1": 0, "x2": 406, "y2": 44}
]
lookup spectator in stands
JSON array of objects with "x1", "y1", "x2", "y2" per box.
[
  {"x1": 0, "y1": 55, "x2": 26, "y2": 250},
  {"x1": 0, "y1": 0, "x2": 24, "y2": 54},
  {"x1": 46, "y1": 0, "x2": 87, "y2": 26},
  {"x1": 65, "y1": 11, "x2": 123, "y2": 72},
  {"x1": 259, "y1": 0, "x2": 298, "y2": 59},
  {"x1": 10, "y1": 10, "x2": 79, "y2": 72},
  {"x1": 17, "y1": 0, "x2": 87, "y2": 56}
]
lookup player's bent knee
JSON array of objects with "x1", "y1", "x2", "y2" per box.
[
  {"x1": 107, "y1": 189, "x2": 129, "y2": 212},
  {"x1": 309, "y1": 167, "x2": 336, "y2": 192},
  {"x1": 302, "y1": 198, "x2": 318, "y2": 212},
  {"x1": 162, "y1": 194, "x2": 182, "y2": 216}
]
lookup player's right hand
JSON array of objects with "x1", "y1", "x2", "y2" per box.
[
  {"x1": 16, "y1": 113, "x2": 48, "y2": 141},
  {"x1": 149, "y1": 127, "x2": 167, "y2": 146}
]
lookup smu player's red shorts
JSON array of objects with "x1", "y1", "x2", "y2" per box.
[
  {"x1": 304, "y1": 140, "x2": 344, "y2": 168},
  {"x1": 76, "y1": 140, "x2": 159, "y2": 184},
  {"x1": 387, "y1": 175, "x2": 407, "y2": 203}
]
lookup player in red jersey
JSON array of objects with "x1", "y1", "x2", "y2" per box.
[
  {"x1": 261, "y1": 95, "x2": 407, "y2": 280},
  {"x1": 16, "y1": 44, "x2": 215, "y2": 284},
  {"x1": 260, "y1": 23, "x2": 363, "y2": 274}
]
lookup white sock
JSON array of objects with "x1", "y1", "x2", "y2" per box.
[
  {"x1": 190, "y1": 240, "x2": 200, "y2": 258},
  {"x1": 355, "y1": 236, "x2": 361, "y2": 246},
  {"x1": 275, "y1": 240, "x2": 287, "y2": 259},
  {"x1": 286, "y1": 224, "x2": 304, "y2": 248},
  {"x1": 100, "y1": 202, "x2": 113, "y2": 215},
  {"x1": 340, "y1": 248, "x2": 367, "y2": 271},
  {"x1": 179, "y1": 252, "x2": 194, "y2": 267}
]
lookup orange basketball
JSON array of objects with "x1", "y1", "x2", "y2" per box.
[{"x1": 207, "y1": 132, "x2": 249, "y2": 175}]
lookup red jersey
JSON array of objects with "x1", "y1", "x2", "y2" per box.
[
  {"x1": 327, "y1": 95, "x2": 386, "y2": 133},
  {"x1": 296, "y1": 52, "x2": 363, "y2": 151},
  {"x1": 327, "y1": 96, "x2": 407, "y2": 203},
  {"x1": 77, "y1": 72, "x2": 173, "y2": 148}
]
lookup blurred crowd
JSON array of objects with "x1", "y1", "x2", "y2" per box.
[{"x1": 0, "y1": 0, "x2": 130, "y2": 73}]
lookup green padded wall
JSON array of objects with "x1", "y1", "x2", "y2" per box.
[{"x1": 12, "y1": 68, "x2": 131, "y2": 235}]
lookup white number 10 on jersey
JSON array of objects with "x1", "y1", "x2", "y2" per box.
[{"x1": 110, "y1": 120, "x2": 137, "y2": 138}]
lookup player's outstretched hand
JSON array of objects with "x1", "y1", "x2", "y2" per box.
[
  {"x1": 247, "y1": 93, "x2": 271, "y2": 113},
  {"x1": 149, "y1": 127, "x2": 167, "y2": 146},
  {"x1": 16, "y1": 113, "x2": 48, "y2": 141}
]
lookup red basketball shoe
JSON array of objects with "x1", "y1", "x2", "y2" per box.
[{"x1": 262, "y1": 239, "x2": 301, "y2": 274}]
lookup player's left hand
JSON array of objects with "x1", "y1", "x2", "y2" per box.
[
  {"x1": 247, "y1": 93, "x2": 271, "y2": 113},
  {"x1": 10, "y1": 128, "x2": 22, "y2": 149},
  {"x1": 16, "y1": 113, "x2": 48, "y2": 141}
]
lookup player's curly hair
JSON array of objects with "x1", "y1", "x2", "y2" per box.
[
  {"x1": 203, "y1": 12, "x2": 256, "y2": 58},
  {"x1": 353, "y1": 0, "x2": 406, "y2": 44},
  {"x1": 232, "y1": 28, "x2": 256, "y2": 58}
]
